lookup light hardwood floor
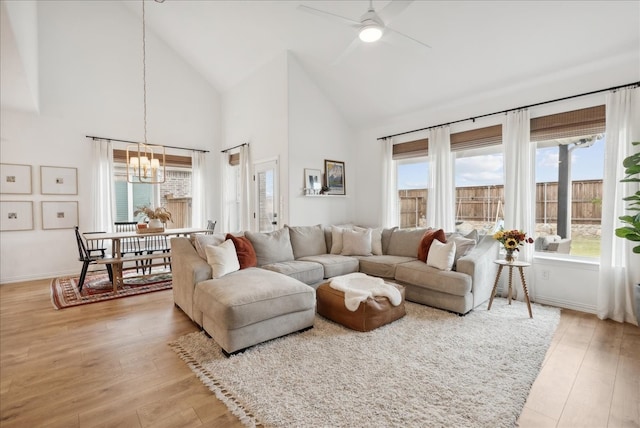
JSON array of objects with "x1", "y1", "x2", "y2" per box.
[{"x1": 1, "y1": 278, "x2": 638, "y2": 427}]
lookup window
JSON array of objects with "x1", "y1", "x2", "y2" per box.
[
  {"x1": 112, "y1": 150, "x2": 193, "y2": 227},
  {"x1": 531, "y1": 105, "x2": 605, "y2": 258},
  {"x1": 453, "y1": 124, "x2": 504, "y2": 235},
  {"x1": 397, "y1": 156, "x2": 429, "y2": 228}
]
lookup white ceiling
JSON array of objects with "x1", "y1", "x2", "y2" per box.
[{"x1": 4, "y1": 1, "x2": 640, "y2": 127}]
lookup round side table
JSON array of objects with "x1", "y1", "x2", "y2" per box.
[{"x1": 487, "y1": 260, "x2": 533, "y2": 318}]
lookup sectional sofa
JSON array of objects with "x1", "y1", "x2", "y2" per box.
[{"x1": 171, "y1": 224, "x2": 498, "y2": 354}]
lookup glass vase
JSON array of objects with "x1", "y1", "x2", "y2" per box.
[{"x1": 505, "y1": 248, "x2": 516, "y2": 263}]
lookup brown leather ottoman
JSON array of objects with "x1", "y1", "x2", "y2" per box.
[{"x1": 316, "y1": 280, "x2": 406, "y2": 332}]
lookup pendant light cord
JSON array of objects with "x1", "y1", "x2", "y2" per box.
[{"x1": 142, "y1": 0, "x2": 148, "y2": 144}]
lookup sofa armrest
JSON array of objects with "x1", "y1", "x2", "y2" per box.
[
  {"x1": 171, "y1": 237, "x2": 212, "y2": 326},
  {"x1": 455, "y1": 235, "x2": 499, "y2": 308}
]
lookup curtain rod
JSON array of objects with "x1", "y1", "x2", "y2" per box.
[
  {"x1": 377, "y1": 81, "x2": 640, "y2": 141},
  {"x1": 221, "y1": 142, "x2": 249, "y2": 153},
  {"x1": 86, "y1": 135, "x2": 209, "y2": 153}
]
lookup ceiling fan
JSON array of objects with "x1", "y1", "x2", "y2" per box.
[{"x1": 298, "y1": 0, "x2": 431, "y2": 49}]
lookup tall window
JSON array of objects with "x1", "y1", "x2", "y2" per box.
[
  {"x1": 112, "y1": 150, "x2": 193, "y2": 227},
  {"x1": 531, "y1": 105, "x2": 605, "y2": 258},
  {"x1": 393, "y1": 138, "x2": 428, "y2": 229}
]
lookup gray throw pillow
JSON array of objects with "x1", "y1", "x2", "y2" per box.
[
  {"x1": 245, "y1": 228, "x2": 295, "y2": 266},
  {"x1": 287, "y1": 224, "x2": 327, "y2": 259},
  {"x1": 387, "y1": 228, "x2": 428, "y2": 257}
]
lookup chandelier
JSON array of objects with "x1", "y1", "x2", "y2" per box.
[{"x1": 127, "y1": 0, "x2": 165, "y2": 184}]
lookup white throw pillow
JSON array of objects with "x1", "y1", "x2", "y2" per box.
[
  {"x1": 355, "y1": 226, "x2": 383, "y2": 255},
  {"x1": 341, "y1": 228, "x2": 373, "y2": 256},
  {"x1": 426, "y1": 239, "x2": 456, "y2": 271},
  {"x1": 330, "y1": 225, "x2": 353, "y2": 254},
  {"x1": 204, "y1": 239, "x2": 240, "y2": 279}
]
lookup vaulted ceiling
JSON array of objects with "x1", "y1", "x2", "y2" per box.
[{"x1": 3, "y1": 1, "x2": 640, "y2": 128}]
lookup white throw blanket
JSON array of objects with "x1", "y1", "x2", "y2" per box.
[{"x1": 329, "y1": 273, "x2": 402, "y2": 311}]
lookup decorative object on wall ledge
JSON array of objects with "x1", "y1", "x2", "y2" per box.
[
  {"x1": 40, "y1": 166, "x2": 77, "y2": 195},
  {"x1": 126, "y1": 0, "x2": 166, "y2": 184},
  {"x1": 324, "y1": 159, "x2": 346, "y2": 195},
  {"x1": 42, "y1": 201, "x2": 78, "y2": 230},
  {"x1": 0, "y1": 163, "x2": 32, "y2": 194},
  {"x1": 0, "y1": 201, "x2": 34, "y2": 231},
  {"x1": 303, "y1": 168, "x2": 322, "y2": 195}
]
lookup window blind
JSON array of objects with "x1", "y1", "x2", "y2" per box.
[
  {"x1": 113, "y1": 149, "x2": 192, "y2": 167},
  {"x1": 392, "y1": 138, "x2": 428, "y2": 160},
  {"x1": 530, "y1": 105, "x2": 605, "y2": 142},
  {"x1": 450, "y1": 124, "x2": 502, "y2": 151}
]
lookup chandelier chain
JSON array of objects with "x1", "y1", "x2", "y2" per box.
[{"x1": 142, "y1": 0, "x2": 147, "y2": 144}]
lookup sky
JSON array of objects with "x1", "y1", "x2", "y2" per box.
[{"x1": 397, "y1": 136, "x2": 606, "y2": 189}]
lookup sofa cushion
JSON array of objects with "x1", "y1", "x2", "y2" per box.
[
  {"x1": 225, "y1": 234, "x2": 258, "y2": 269},
  {"x1": 426, "y1": 239, "x2": 456, "y2": 271},
  {"x1": 386, "y1": 228, "x2": 428, "y2": 257},
  {"x1": 245, "y1": 228, "x2": 295, "y2": 266},
  {"x1": 298, "y1": 254, "x2": 360, "y2": 278},
  {"x1": 449, "y1": 235, "x2": 477, "y2": 269},
  {"x1": 204, "y1": 239, "x2": 240, "y2": 279},
  {"x1": 194, "y1": 268, "x2": 315, "y2": 330},
  {"x1": 357, "y1": 255, "x2": 416, "y2": 279},
  {"x1": 355, "y1": 226, "x2": 383, "y2": 255},
  {"x1": 287, "y1": 224, "x2": 327, "y2": 259},
  {"x1": 341, "y1": 228, "x2": 373, "y2": 256},
  {"x1": 330, "y1": 225, "x2": 354, "y2": 254},
  {"x1": 261, "y1": 260, "x2": 324, "y2": 285},
  {"x1": 194, "y1": 233, "x2": 226, "y2": 260},
  {"x1": 417, "y1": 228, "x2": 446, "y2": 262},
  {"x1": 381, "y1": 227, "x2": 397, "y2": 255},
  {"x1": 395, "y1": 261, "x2": 472, "y2": 297}
]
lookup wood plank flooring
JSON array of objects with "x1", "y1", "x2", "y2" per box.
[{"x1": 1, "y1": 278, "x2": 638, "y2": 427}]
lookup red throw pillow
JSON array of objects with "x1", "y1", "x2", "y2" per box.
[
  {"x1": 225, "y1": 234, "x2": 258, "y2": 269},
  {"x1": 417, "y1": 229, "x2": 446, "y2": 262}
]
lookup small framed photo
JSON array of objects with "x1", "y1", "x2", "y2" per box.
[
  {"x1": 0, "y1": 163, "x2": 32, "y2": 194},
  {"x1": 41, "y1": 166, "x2": 78, "y2": 195},
  {"x1": 324, "y1": 159, "x2": 345, "y2": 195},
  {"x1": 304, "y1": 168, "x2": 322, "y2": 195},
  {"x1": 1, "y1": 201, "x2": 34, "y2": 231},
  {"x1": 42, "y1": 201, "x2": 78, "y2": 230}
]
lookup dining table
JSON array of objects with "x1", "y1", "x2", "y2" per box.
[{"x1": 83, "y1": 227, "x2": 210, "y2": 291}]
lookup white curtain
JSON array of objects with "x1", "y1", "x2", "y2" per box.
[
  {"x1": 91, "y1": 139, "x2": 115, "y2": 232},
  {"x1": 503, "y1": 109, "x2": 535, "y2": 299},
  {"x1": 239, "y1": 144, "x2": 252, "y2": 231},
  {"x1": 598, "y1": 87, "x2": 640, "y2": 325},
  {"x1": 191, "y1": 151, "x2": 206, "y2": 229},
  {"x1": 427, "y1": 126, "x2": 456, "y2": 232},
  {"x1": 381, "y1": 137, "x2": 398, "y2": 227}
]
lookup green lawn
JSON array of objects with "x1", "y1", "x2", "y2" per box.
[{"x1": 570, "y1": 235, "x2": 601, "y2": 258}]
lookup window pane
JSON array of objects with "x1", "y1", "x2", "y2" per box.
[
  {"x1": 455, "y1": 150, "x2": 504, "y2": 234},
  {"x1": 397, "y1": 157, "x2": 428, "y2": 228},
  {"x1": 534, "y1": 134, "x2": 604, "y2": 257}
]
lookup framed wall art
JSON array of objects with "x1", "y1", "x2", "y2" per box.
[
  {"x1": 42, "y1": 201, "x2": 78, "y2": 230},
  {"x1": 304, "y1": 168, "x2": 322, "y2": 195},
  {"x1": 324, "y1": 159, "x2": 345, "y2": 195},
  {"x1": 0, "y1": 201, "x2": 34, "y2": 231},
  {"x1": 0, "y1": 163, "x2": 32, "y2": 194},
  {"x1": 41, "y1": 166, "x2": 78, "y2": 195}
]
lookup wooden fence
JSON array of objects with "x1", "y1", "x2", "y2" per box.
[{"x1": 399, "y1": 179, "x2": 602, "y2": 228}]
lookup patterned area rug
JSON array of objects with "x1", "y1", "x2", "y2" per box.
[
  {"x1": 171, "y1": 299, "x2": 560, "y2": 428},
  {"x1": 50, "y1": 268, "x2": 172, "y2": 309}
]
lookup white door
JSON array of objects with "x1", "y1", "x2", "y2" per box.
[{"x1": 253, "y1": 159, "x2": 279, "y2": 232}]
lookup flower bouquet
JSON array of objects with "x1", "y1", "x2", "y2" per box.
[{"x1": 493, "y1": 228, "x2": 534, "y2": 263}]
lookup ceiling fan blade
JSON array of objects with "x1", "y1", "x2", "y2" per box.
[
  {"x1": 331, "y1": 37, "x2": 361, "y2": 66},
  {"x1": 297, "y1": 4, "x2": 360, "y2": 28},
  {"x1": 386, "y1": 26, "x2": 432, "y2": 49},
  {"x1": 378, "y1": 0, "x2": 413, "y2": 25}
]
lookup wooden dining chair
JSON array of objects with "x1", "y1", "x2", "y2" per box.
[
  {"x1": 74, "y1": 226, "x2": 113, "y2": 291},
  {"x1": 142, "y1": 234, "x2": 171, "y2": 273},
  {"x1": 114, "y1": 221, "x2": 143, "y2": 272}
]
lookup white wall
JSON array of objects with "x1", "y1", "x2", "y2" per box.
[
  {"x1": 221, "y1": 53, "x2": 288, "y2": 230},
  {"x1": 287, "y1": 53, "x2": 355, "y2": 226},
  {"x1": 0, "y1": 1, "x2": 221, "y2": 283}
]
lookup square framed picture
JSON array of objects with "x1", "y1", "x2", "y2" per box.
[
  {"x1": 324, "y1": 159, "x2": 345, "y2": 195},
  {"x1": 1, "y1": 201, "x2": 34, "y2": 231},
  {"x1": 42, "y1": 201, "x2": 78, "y2": 230},
  {"x1": 304, "y1": 168, "x2": 322, "y2": 195},
  {"x1": 41, "y1": 166, "x2": 78, "y2": 195},
  {"x1": 0, "y1": 163, "x2": 32, "y2": 194}
]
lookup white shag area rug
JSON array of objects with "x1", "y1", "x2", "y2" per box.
[{"x1": 170, "y1": 298, "x2": 560, "y2": 428}]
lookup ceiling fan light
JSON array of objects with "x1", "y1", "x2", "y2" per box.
[{"x1": 359, "y1": 24, "x2": 383, "y2": 42}]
